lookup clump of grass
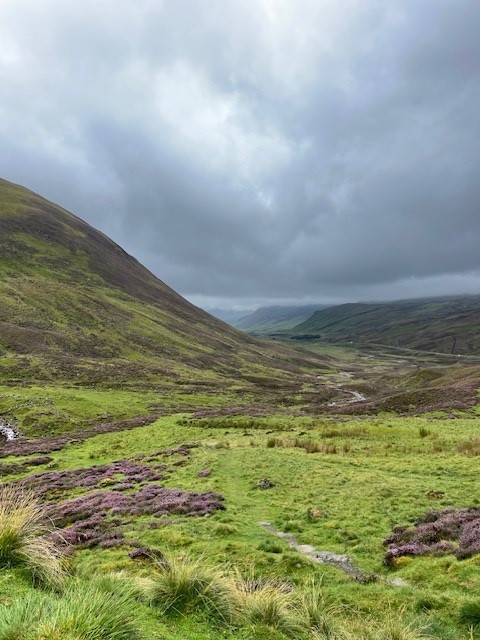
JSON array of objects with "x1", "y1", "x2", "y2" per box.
[
  {"x1": 298, "y1": 577, "x2": 339, "y2": 637},
  {"x1": 0, "y1": 579, "x2": 139, "y2": 640},
  {"x1": 0, "y1": 485, "x2": 65, "y2": 587},
  {"x1": 257, "y1": 539, "x2": 284, "y2": 554},
  {"x1": 147, "y1": 554, "x2": 235, "y2": 622},
  {"x1": 232, "y1": 576, "x2": 300, "y2": 636},
  {"x1": 213, "y1": 523, "x2": 237, "y2": 536},
  {"x1": 265, "y1": 437, "x2": 338, "y2": 454},
  {"x1": 459, "y1": 599, "x2": 480, "y2": 627},
  {"x1": 329, "y1": 612, "x2": 430, "y2": 640},
  {"x1": 419, "y1": 426, "x2": 431, "y2": 438},
  {"x1": 457, "y1": 437, "x2": 480, "y2": 456},
  {"x1": 321, "y1": 425, "x2": 367, "y2": 439}
]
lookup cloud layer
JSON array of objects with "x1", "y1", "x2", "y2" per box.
[{"x1": 1, "y1": 0, "x2": 479, "y2": 309}]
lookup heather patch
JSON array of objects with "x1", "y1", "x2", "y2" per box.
[
  {"x1": 49, "y1": 487, "x2": 224, "y2": 549},
  {"x1": 384, "y1": 507, "x2": 480, "y2": 564},
  {"x1": 0, "y1": 456, "x2": 53, "y2": 477},
  {"x1": 15, "y1": 445, "x2": 194, "y2": 498},
  {"x1": 6, "y1": 444, "x2": 224, "y2": 549}
]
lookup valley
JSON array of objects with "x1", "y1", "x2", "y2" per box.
[{"x1": 1, "y1": 179, "x2": 480, "y2": 639}]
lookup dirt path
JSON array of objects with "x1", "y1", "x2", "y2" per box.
[{"x1": 259, "y1": 522, "x2": 408, "y2": 588}]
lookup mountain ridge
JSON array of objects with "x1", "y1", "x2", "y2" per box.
[
  {"x1": 235, "y1": 304, "x2": 327, "y2": 332},
  {"x1": 290, "y1": 296, "x2": 480, "y2": 354}
]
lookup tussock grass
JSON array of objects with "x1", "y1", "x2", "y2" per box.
[
  {"x1": 320, "y1": 425, "x2": 367, "y2": 439},
  {"x1": 266, "y1": 437, "x2": 338, "y2": 454},
  {"x1": 0, "y1": 485, "x2": 65, "y2": 587},
  {"x1": 457, "y1": 437, "x2": 480, "y2": 456},
  {"x1": 147, "y1": 554, "x2": 235, "y2": 622},
  {"x1": 298, "y1": 577, "x2": 340, "y2": 637},
  {"x1": 458, "y1": 599, "x2": 480, "y2": 627},
  {"x1": 235, "y1": 583, "x2": 300, "y2": 636},
  {"x1": 229, "y1": 569, "x2": 300, "y2": 636},
  {"x1": 328, "y1": 611, "x2": 431, "y2": 640},
  {"x1": 0, "y1": 579, "x2": 139, "y2": 640}
]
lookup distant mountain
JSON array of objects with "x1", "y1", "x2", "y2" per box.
[
  {"x1": 205, "y1": 308, "x2": 249, "y2": 325},
  {"x1": 236, "y1": 305, "x2": 328, "y2": 333},
  {"x1": 290, "y1": 296, "x2": 480, "y2": 354},
  {"x1": 0, "y1": 178, "x2": 323, "y2": 388}
]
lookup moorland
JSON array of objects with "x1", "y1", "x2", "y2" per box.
[{"x1": 2, "y1": 178, "x2": 480, "y2": 639}]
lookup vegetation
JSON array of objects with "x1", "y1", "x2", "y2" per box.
[
  {"x1": 1, "y1": 179, "x2": 480, "y2": 638},
  {"x1": 288, "y1": 297, "x2": 480, "y2": 355},
  {"x1": 0, "y1": 580, "x2": 139, "y2": 640},
  {"x1": 0, "y1": 485, "x2": 65, "y2": 587}
]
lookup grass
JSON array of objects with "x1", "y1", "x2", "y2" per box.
[
  {"x1": 0, "y1": 485, "x2": 65, "y2": 587},
  {"x1": 0, "y1": 579, "x2": 139, "y2": 640},
  {"x1": 236, "y1": 583, "x2": 299, "y2": 635},
  {"x1": 148, "y1": 554, "x2": 235, "y2": 622},
  {"x1": 2, "y1": 373, "x2": 480, "y2": 638},
  {"x1": 299, "y1": 577, "x2": 339, "y2": 636}
]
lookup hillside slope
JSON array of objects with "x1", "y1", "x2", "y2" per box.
[
  {"x1": 290, "y1": 297, "x2": 480, "y2": 354},
  {"x1": 235, "y1": 305, "x2": 326, "y2": 333},
  {"x1": 0, "y1": 178, "x2": 323, "y2": 390}
]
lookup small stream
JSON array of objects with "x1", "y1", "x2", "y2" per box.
[
  {"x1": 327, "y1": 389, "x2": 366, "y2": 407},
  {"x1": 0, "y1": 419, "x2": 20, "y2": 441}
]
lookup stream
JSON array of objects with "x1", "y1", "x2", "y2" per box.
[{"x1": 0, "y1": 419, "x2": 20, "y2": 441}]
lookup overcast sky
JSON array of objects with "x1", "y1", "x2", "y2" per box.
[{"x1": 1, "y1": 0, "x2": 479, "y2": 311}]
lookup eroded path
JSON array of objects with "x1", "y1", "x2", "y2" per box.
[
  {"x1": 259, "y1": 521, "x2": 370, "y2": 582},
  {"x1": 259, "y1": 522, "x2": 408, "y2": 588}
]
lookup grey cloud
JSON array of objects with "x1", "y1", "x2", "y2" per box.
[{"x1": 0, "y1": 0, "x2": 479, "y2": 309}]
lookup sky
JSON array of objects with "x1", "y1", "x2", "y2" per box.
[{"x1": 0, "y1": 0, "x2": 479, "y2": 313}]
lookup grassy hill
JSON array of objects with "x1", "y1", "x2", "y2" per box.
[
  {"x1": 235, "y1": 305, "x2": 326, "y2": 333},
  {"x1": 290, "y1": 297, "x2": 480, "y2": 354},
  {"x1": 0, "y1": 178, "x2": 325, "y2": 383},
  {"x1": 0, "y1": 178, "x2": 335, "y2": 435}
]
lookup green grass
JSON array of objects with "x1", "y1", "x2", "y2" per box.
[
  {"x1": 3, "y1": 412, "x2": 480, "y2": 637},
  {"x1": 0, "y1": 579, "x2": 140, "y2": 640}
]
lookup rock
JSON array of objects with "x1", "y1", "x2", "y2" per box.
[{"x1": 258, "y1": 478, "x2": 274, "y2": 490}]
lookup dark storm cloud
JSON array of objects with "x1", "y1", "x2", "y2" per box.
[{"x1": 0, "y1": 0, "x2": 479, "y2": 309}]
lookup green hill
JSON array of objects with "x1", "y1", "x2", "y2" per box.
[
  {"x1": 235, "y1": 304, "x2": 326, "y2": 333},
  {"x1": 0, "y1": 178, "x2": 323, "y2": 392},
  {"x1": 290, "y1": 297, "x2": 480, "y2": 354}
]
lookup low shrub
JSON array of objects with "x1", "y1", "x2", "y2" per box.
[
  {"x1": 0, "y1": 485, "x2": 65, "y2": 587},
  {"x1": 383, "y1": 507, "x2": 480, "y2": 563}
]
